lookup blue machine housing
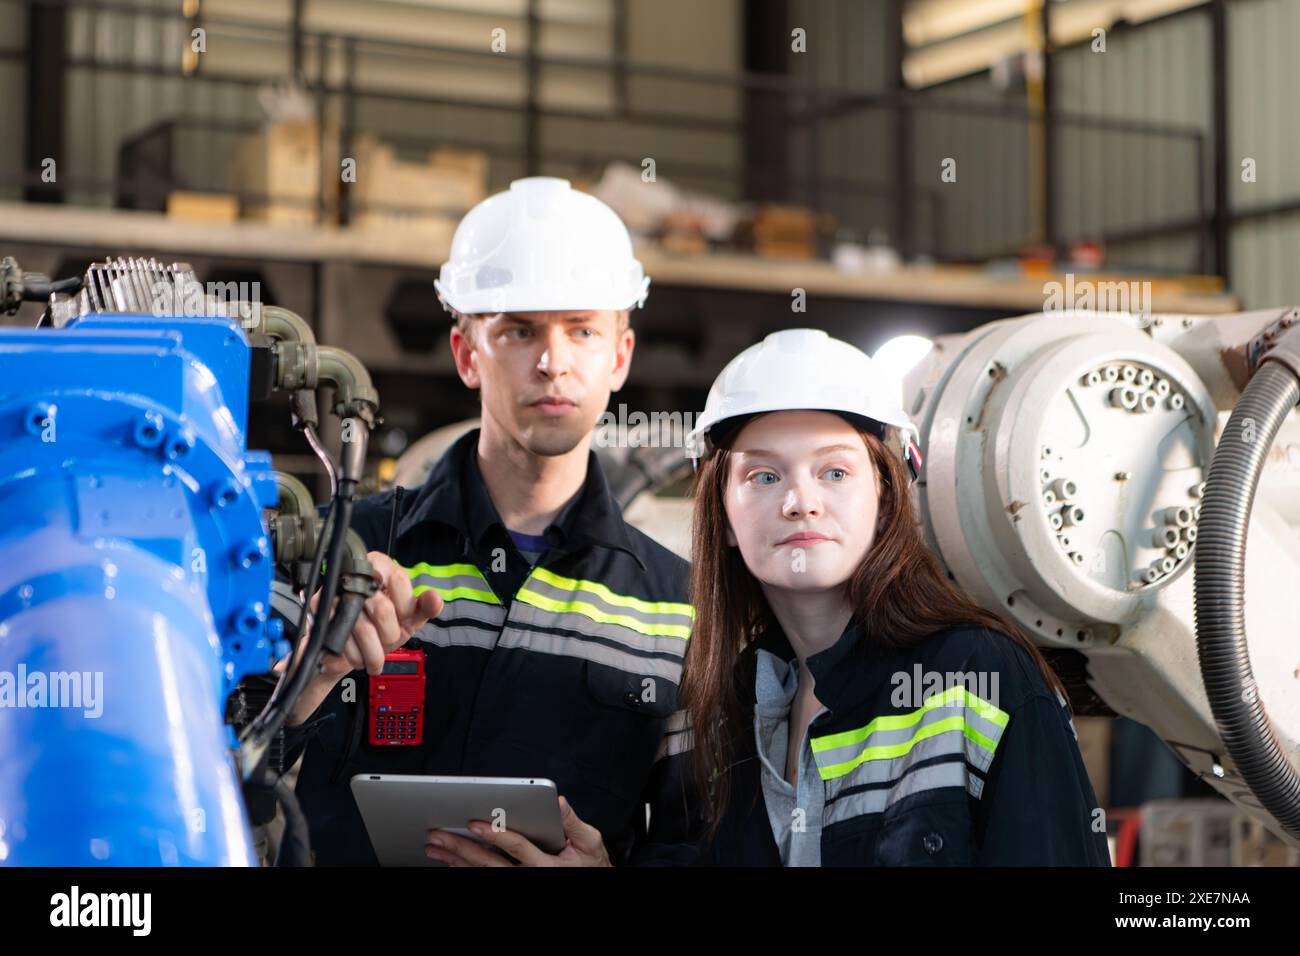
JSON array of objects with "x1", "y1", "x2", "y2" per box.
[{"x1": 0, "y1": 311, "x2": 281, "y2": 865}]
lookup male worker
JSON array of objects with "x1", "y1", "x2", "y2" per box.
[{"x1": 283, "y1": 176, "x2": 697, "y2": 866}]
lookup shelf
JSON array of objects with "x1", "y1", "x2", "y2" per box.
[{"x1": 0, "y1": 201, "x2": 1240, "y2": 314}]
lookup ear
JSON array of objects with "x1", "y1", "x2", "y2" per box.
[
  {"x1": 725, "y1": 522, "x2": 737, "y2": 547},
  {"x1": 449, "y1": 323, "x2": 480, "y2": 390},
  {"x1": 609, "y1": 324, "x2": 635, "y2": 392}
]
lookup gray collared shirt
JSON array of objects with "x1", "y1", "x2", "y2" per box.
[{"x1": 754, "y1": 649, "x2": 827, "y2": 867}]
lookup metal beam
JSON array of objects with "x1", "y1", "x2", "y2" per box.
[{"x1": 22, "y1": 0, "x2": 66, "y2": 204}]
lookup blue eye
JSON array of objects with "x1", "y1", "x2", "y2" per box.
[
  {"x1": 824, "y1": 468, "x2": 847, "y2": 481},
  {"x1": 753, "y1": 472, "x2": 779, "y2": 486}
]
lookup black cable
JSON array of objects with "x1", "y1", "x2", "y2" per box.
[
  {"x1": 240, "y1": 484, "x2": 355, "y2": 776},
  {"x1": 272, "y1": 774, "x2": 312, "y2": 867}
]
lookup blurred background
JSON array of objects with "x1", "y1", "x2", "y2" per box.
[{"x1": 2, "y1": 0, "x2": 1298, "y2": 866}]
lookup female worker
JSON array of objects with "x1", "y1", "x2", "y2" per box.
[{"x1": 680, "y1": 328, "x2": 1110, "y2": 866}]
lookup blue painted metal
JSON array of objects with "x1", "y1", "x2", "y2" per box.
[{"x1": 0, "y1": 311, "x2": 277, "y2": 865}]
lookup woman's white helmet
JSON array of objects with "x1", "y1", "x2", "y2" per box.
[
  {"x1": 434, "y1": 176, "x2": 650, "y2": 314},
  {"x1": 686, "y1": 328, "x2": 924, "y2": 481}
]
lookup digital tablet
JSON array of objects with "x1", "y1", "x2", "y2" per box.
[{"x1": 350, "y1": 774, "x2": 566, "y2": 866}]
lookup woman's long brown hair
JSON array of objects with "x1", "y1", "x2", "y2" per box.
[{"x1": 680, "y1": 418, "x2": 1068, "y2": 837}]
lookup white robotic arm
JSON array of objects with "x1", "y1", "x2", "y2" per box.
[{"x1": 905, "y1": 308, "x2": 1300, "y2": 847}]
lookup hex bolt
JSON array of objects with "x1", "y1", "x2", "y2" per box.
[
  {"x1": 24, "y1": 401, "x2": 56, "y2": 436},
  {"x1": 235, "y1": 537, "x2": 267, "y2": 570},
  {"x1": 133, "y1": 410, "x2": 165, "y2": 449},
  {"x1": 1050, "y1": 478, "x2": 1078, "y2": 501},
  {"x1": 209, "y1": 476, "x2": 241, "y2": 509},
  {"x1": 166, "y1": 429, "x2": 195, "y2": 460},
  {"x1": 233, "y1": 603, "x2": 265, "y2": 637},
  {"x1": 1152, "y1": 527, "x2": 1180, "y2": 548}
]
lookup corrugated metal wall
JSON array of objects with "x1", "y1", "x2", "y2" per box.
[
  {"x1": 0, "y1": 4, "x2": 26, "y2": 194},
  {"x1": 1228, "y1": 0, "x2": 1300, "y2": 308},
  {"x1": 12, "y1": 0, "x2": 742, "y2": 209}
]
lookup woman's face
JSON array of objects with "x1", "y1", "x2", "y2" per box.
[{"x1": 722, "y1": 410, "x2": 881, "y2": 593}]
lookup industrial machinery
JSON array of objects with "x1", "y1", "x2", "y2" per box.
[
  {"x1": 4, "y1": 247, "x2": 1299, "y2": 860},
  {"x1": 903, "y1": 308, "x2": 1300, "y2": 848},
  {"x1": 0, "y1": 256, "x2": 381, "y2": 865}
]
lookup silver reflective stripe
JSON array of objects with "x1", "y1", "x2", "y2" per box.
[
  {"x1": 496, "y1": 626, "x2": 684, "y2": 683},
  {"x1": 438, "y1": 599, "x2": 508, "y2": 628},
  {"x1": 665, "y1": 709, "x2": 691, "y2": 734},
  {"x1": 823, "y1": 761, "x2": 973, "y2": 826},
  {"x1": 410, "y1": 571, "x2": 494, "y2": 594},
  {"x1": 508, "y1": 603, "x2": 689, "y2": 659},
  {"x1": 522, "y1": 572, "x2": 694, "y2": 632},
  {"x1": 655, "y1": 709, "x2": 693, "y2": 762},
  {"x1": 411, "y1": 598, "x2": 506, "y2": 649},
  {"x1": 811, "y1": 697, "x2": 1003, "y2": 780},
  {"x1": 1056, "y1": 689, "x2": 1078, "y2": 740},
  {"x1": 656, "y1": 729, "x2": 694, "y2": 761}
]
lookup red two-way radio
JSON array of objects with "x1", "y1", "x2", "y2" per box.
[{"x1": 368, "y1": 647, "x2": 426, "y2": 746}]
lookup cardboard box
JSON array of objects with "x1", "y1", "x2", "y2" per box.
[
  {"x1": 166, "y1": 190, "x2": 239, "y2": 223},
  {"x1": 350, "y1": 134, "x2": 486, "y2": 219},
  {"x1": 232, "y1": 120, "x2": 337, "y2": 227}
]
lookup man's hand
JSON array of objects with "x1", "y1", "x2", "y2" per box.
[
  {"x1": 279, "y1": 552, "x2": 443, "y2": 723},
  {"x1": 424, "y1": 796, "x2": 611, "y2": 867}
]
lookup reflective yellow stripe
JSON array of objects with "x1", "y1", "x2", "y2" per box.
[
  {"x1": 405, "y1": 561, "x2": 485, "y2": 580},
  {"x1": 811, "y1": 685, "x2": 1007, "y2": 751},
  {"x1": 515, "y1": 587, "x2": 692, "y2": 640},
  {"x1": 529, "y1": 566, "x2": 694, "y2": 620},
  {"x1": 411, "y1": 583, "x2": 500, "y2": 604},
  {"x1": 810, "y1": 685, "x2": 1010, "y2": 782},
  {"x1": 397, "y1": 560, "x2": 501, "y2": 606},
  {"x1": 814, "y1": 718, "x2": 999, "y2": 781}
]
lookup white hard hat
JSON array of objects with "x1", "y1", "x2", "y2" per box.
[
  {"x1": 434, "y1": 176, "x2": 650, "y2": 314},
  {"x1": 686, "y1": 328, "x2": 924, "y2": 481}
]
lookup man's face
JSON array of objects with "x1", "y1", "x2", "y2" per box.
[
  {"x1": 723, "y1": 410, "x2": 881, "y2": 594},
  {"x1": 451, "y1": 310, "x2": 634, "y2": 457}
]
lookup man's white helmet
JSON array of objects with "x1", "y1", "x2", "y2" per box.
[
  {"x1": 434, "y1": 176, "x2": 650, "y2": 314},
  {"x1": 686, "y1": 328, "x2": 924, "y2": 481}
]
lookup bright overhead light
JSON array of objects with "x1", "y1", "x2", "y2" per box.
[{"x1": 873, "y1": 335, "x2": 935, "y2": 405}]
